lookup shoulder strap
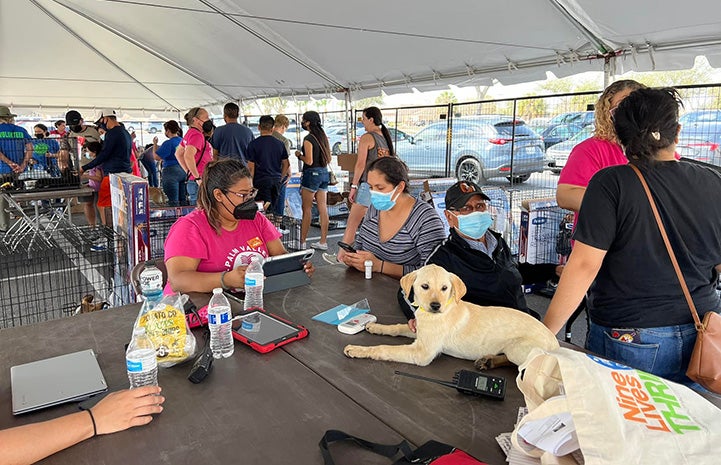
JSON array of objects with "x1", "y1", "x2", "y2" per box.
[
  {"x1": 319, "y1": 430, "x2": 413, "y2": 465},
  {"x1": 307, "y1": 133, "x2": 328, "y2": 165},
  {"x1": 629, "y1": 164, "x2": 703, "y2": 329}
]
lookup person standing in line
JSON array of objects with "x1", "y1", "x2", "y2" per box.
[
  {"x1": 544, "y1": 88, "x2": 721, "y2": 387},
  {"x1": 177, "y1": 107, "x2": 214, "y2": 205},
  {"x1": 246, "y1": 115, "x2": 290, "y2": 220},
  {"x1": 210, "y1": 102, "x2": 254, "y2": 163},
  {"x1": 31, "y1": 124, "x2": 61, "y2": 177},
  {"x1": 0, "y1": 106, "x2": 33, "y2": 231},
  {"x1": 271, "y1": 114, "x2": 293, "y2": 222},
  {"x1": 337, "y1": 107, "x2": 395, "y2": 262},
  {"x1": 153, "y1": 120, "x2": 185, "y2": 206},
  {"x1": 296, "y1": 111, "x2": 331, "y2": 250},
  {"x1": 79, "y1": 109, "x2": 132, "y2": 229},
  {"x1": 49, "y1": 120, "x2": 67, "y2": 138}
]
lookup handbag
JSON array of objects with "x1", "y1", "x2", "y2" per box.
[
  {"x1": 630, "y1": 164, "x2": 721, "y2": 393},
  {"x1": 319, "y1": 430, "x2": 486, "y2": 465},
  {"x1": 328, "y1": 168, "x2": 338, "y2": 186}
]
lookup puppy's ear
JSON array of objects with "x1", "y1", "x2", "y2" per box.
[
  {"x1": 400, "y1": 269, "x2": 418, "y2": 297},
  {"x1": 449, "y1": 272, "x2": 467, "y2": 302}
]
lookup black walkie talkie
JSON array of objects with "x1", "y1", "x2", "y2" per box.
[{"x1": 394, "y1": 370, "x2": 506, "y2": 400}]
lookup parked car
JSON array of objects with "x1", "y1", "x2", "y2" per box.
[
  {"x1": 546, "y1": 125, "x2": 595, "y2": 173},
  {"x1": 678, "y1": 110, "x2": 721, "y2": 166},
  {"x1": 540, "y1": 123, "x2": 584, "y2": 150},
  {"x1": 395, "y1": 116, "x2": 545, "y2": 184},
  {"x1": 548, "y1": 111, "x2": 595, "y2": 128}
]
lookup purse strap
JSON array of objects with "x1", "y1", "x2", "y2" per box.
[
  {"x1": 319, "y1": 430, "x2": 413, "y2": 465},
  {"x1": 629, "y1": 164, "x2": 703, "y2": 330}
]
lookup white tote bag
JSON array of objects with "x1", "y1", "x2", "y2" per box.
[{"x1": 512, "y1": 348, "x2": 721, "y2": 465}]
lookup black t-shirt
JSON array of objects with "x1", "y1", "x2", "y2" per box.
[
  {"x1": 302, "y1": 134, "x2": 327, "y2": 169},
  {"x1": 575, "y1": 161, "x2": 721, "y2": 327},
  {"x1": 246, "y1": 135, "x2": 288, "y2": 181}
]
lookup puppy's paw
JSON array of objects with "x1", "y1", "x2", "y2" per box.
[
  {"x1": 344, "y1": 344, "x2": 371, "y2": 359},
  {"x1": 364, "y1": 322, "x2": 382, "y2": 334},
  {"x1": 474, "y1": 356, "x2": 494, "y2": 371}
]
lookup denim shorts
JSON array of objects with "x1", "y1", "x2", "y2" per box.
[
  {"x1": 300, "y1": 167, "x2": 329, "y2": 193},
  {"x1": 586, "y1": 320, "x2": 698, "y2": 385},
  {"x1": 355, "y1": 181, "x2": 371, "y2": 207}
]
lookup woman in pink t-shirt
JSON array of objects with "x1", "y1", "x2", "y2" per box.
[
  {"x1": 556, "y1": 80, "x2": 645, "y2": 215},
  {"x1": 164, "y1": 159, "x2": 314, "y2": 293},
  {"x1": 176, "y1": 106, "x2": 214, "y2": 205}
]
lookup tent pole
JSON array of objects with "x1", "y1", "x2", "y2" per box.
[
  {"x1": 603, "y1": 56, "x2": 612, "y2": 88},
  {"x1": 344, "y1": 90, "x2": 352, "y2": 154}
]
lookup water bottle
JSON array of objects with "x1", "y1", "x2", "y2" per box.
[
  {"x1": 126, "y1": 327, "x2": 158, "y2": 388},
  {"x1": 244, "y1": 256, "x2": 264, "y2": 310},
  {"x1": 208, "y1": 288, "x2": 234, "y2": 359},
  {"x1": 139, "y1": 262, "x2": 164, "y2": 305}
]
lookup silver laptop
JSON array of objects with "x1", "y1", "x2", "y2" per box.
[{"x1": 11, "y1": 349, "x2": 108, "y2": 415}]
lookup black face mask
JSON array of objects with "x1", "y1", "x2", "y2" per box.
[
  {"x1": 71, "y1": 124, "x2": 83, "y2": 133},
  {"x1": 202, "y1": 120, "x2": 215, "y2": 133},
  {"x1": 34, "y1": 134, "x2": 45, "y2": 139},
  {"x1": 222, "y1": 195, "x2": 258, "y2": 220}
]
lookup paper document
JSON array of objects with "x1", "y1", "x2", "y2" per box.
[{"x1": 517, "y1": 399, "x2": 579, "y2": 456}]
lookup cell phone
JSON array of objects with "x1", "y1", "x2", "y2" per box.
[{"x1": 338, "y1": 241, "x2": 356, "y2": 253}]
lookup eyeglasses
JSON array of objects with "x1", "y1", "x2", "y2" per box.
[
  {"x1": 450, "y1": 201, "x2": 489, "y2": 215},
  {"x1": 226, "y1": 188, "x2": 258, "y2": 202}
]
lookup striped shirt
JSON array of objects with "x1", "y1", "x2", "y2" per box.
[{"x1": 356, "y1": 198, "x2": 446, "y2": 275}]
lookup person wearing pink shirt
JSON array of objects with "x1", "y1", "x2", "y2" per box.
[
  {"x1": 556, "y1": 80, "x2": 645, "y2": 221},
  {"x1": 164, "y1": 159, "x2": 313, "y2": 293},
  {"x1": 176, "y1": 106, "x2": 214, "y2": 205}
]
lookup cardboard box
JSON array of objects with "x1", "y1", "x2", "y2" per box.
[
  {"x1": 518, "y1": 198, "x2": 566, "y2": 265},
  {"x1": 337, "y1": 153, "x2": 358, "y2": 172},
  {"x1": 109, "y1": 173, "x2": 150, "y2": 303}
]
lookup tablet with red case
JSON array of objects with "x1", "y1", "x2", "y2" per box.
[{"x1": 231, "y1": 308, "x2": 308, "y2": 353}]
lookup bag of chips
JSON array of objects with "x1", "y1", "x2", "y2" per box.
[{"x1": 135, "y1": 292, "x2": 197, "y2": 367}]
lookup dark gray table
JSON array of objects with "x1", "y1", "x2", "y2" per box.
[{"x1": 0, "y1": 293, "x2": 405, "y2": 465}]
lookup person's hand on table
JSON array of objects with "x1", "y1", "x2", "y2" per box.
[
  {"x1": 303, "y1": 261, "x2": 315, "y2": 277},
  {"x1": 342, "y1": 250, "x2": 378, "y2": 272},
  {"x1": 91, "y1": 386, "x2": 164, "y2": 434},
  {"x1": 407, "y1": 318, "x2": 417, "y2": 333}
]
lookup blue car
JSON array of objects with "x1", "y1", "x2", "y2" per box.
[{"x1": 396, "y1": 116, "x2": 545, "y2": 184}]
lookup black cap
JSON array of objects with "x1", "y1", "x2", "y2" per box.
[
  {"x1": 65, "y1": 110, "x2": 82, "y2": 126},
  {"x1": 444, "y1": 181, "x2": 490, "y2": 210}
]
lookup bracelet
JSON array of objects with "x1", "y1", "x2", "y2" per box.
[
  {"x1": 220, "y1": 271, "x2": 229, "y2": 290},
  {"x1": 87, "y1": 409, "x2": 97, "y2": 437},
  {"x1": 380, "y1": 261, "x2": 385, "y2": 274},
  {"x1": 350, "y1": 184, "x2": 358, "y2": 189}
]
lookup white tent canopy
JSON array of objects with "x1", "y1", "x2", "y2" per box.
[{"x1": 2, "y1": 0, "x2": 721, "y2": 113}]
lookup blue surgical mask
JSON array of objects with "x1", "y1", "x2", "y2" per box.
[
  {"x1": 370, "y1": 186, "x2": 398, "y2": 211},
  {"x1": 455, "y1": 211, "x2": 493, "y2": 239}
]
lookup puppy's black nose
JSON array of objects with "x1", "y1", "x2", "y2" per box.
[{"x1": 429, "y1": 302, "x2": 441, "y2": 312}]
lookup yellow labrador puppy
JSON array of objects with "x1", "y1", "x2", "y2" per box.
[{"x1": 344, "y1": 264, "x2": 559, "y2": 368}]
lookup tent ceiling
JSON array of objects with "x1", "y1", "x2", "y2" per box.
[{"x1": 1, "y1": 0, "x2": 720, "y2": 112}]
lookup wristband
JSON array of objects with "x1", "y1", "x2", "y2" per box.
[
  {"x1": 350, "y1": 184, "x2": 358, "y2": 189},
  {"x1": 87, "y1": 409, "x2": 97, "y2": 437},
  {"x1": 380, "y1": 261, "x2": 385, "y2": 274},
  {"x1": 220, "y1": 271, "x2": 230, "y2": 290}
]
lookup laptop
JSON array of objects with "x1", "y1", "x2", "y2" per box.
[{"x1": 11, "y1": 349, "x2": 108, "y2": 415}]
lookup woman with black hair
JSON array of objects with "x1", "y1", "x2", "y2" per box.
[
  {"x1": 544, "y1": 88, "x2": 721, "y2": 386},
  {"x1": 340, "y1": 157, "x2": 445, "y2": 279},
  {"x1": 164, "y1": 158, "x2": 313, "y2": 293},
  {"x1": 338, "y1": 106, "x2": 396, "y2": 261},
  {"x1": 296, "y1": 111, "x2": 331, "y2": 250},
  {"x1": 153, "y1": 120, "x2": 184, "y2": 205}
]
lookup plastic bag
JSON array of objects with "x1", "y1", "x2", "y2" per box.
[{"x1": 135, "y1": 292, "x2": 197, "y2": 367}]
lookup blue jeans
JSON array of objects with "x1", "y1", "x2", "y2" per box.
[
  {"x1": 586, "y1": 320, "x2": 698, "y2": 385},
  {"x1": 141, "y1": 158, "x2": 158, "y2": 187},
  {"x1": 300, "y1": 167, "x2": 329, "y2": 193},
  {"x1": 162, "y1": 164, "x2": 187, "y2": 206},
  {"x1": 274, "y1": 180, "x2": 287, "y2": 217}
]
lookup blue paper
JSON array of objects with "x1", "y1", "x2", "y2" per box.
[{"x1": 312, "y1": 304, "x2": 369, "y2": 326}]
